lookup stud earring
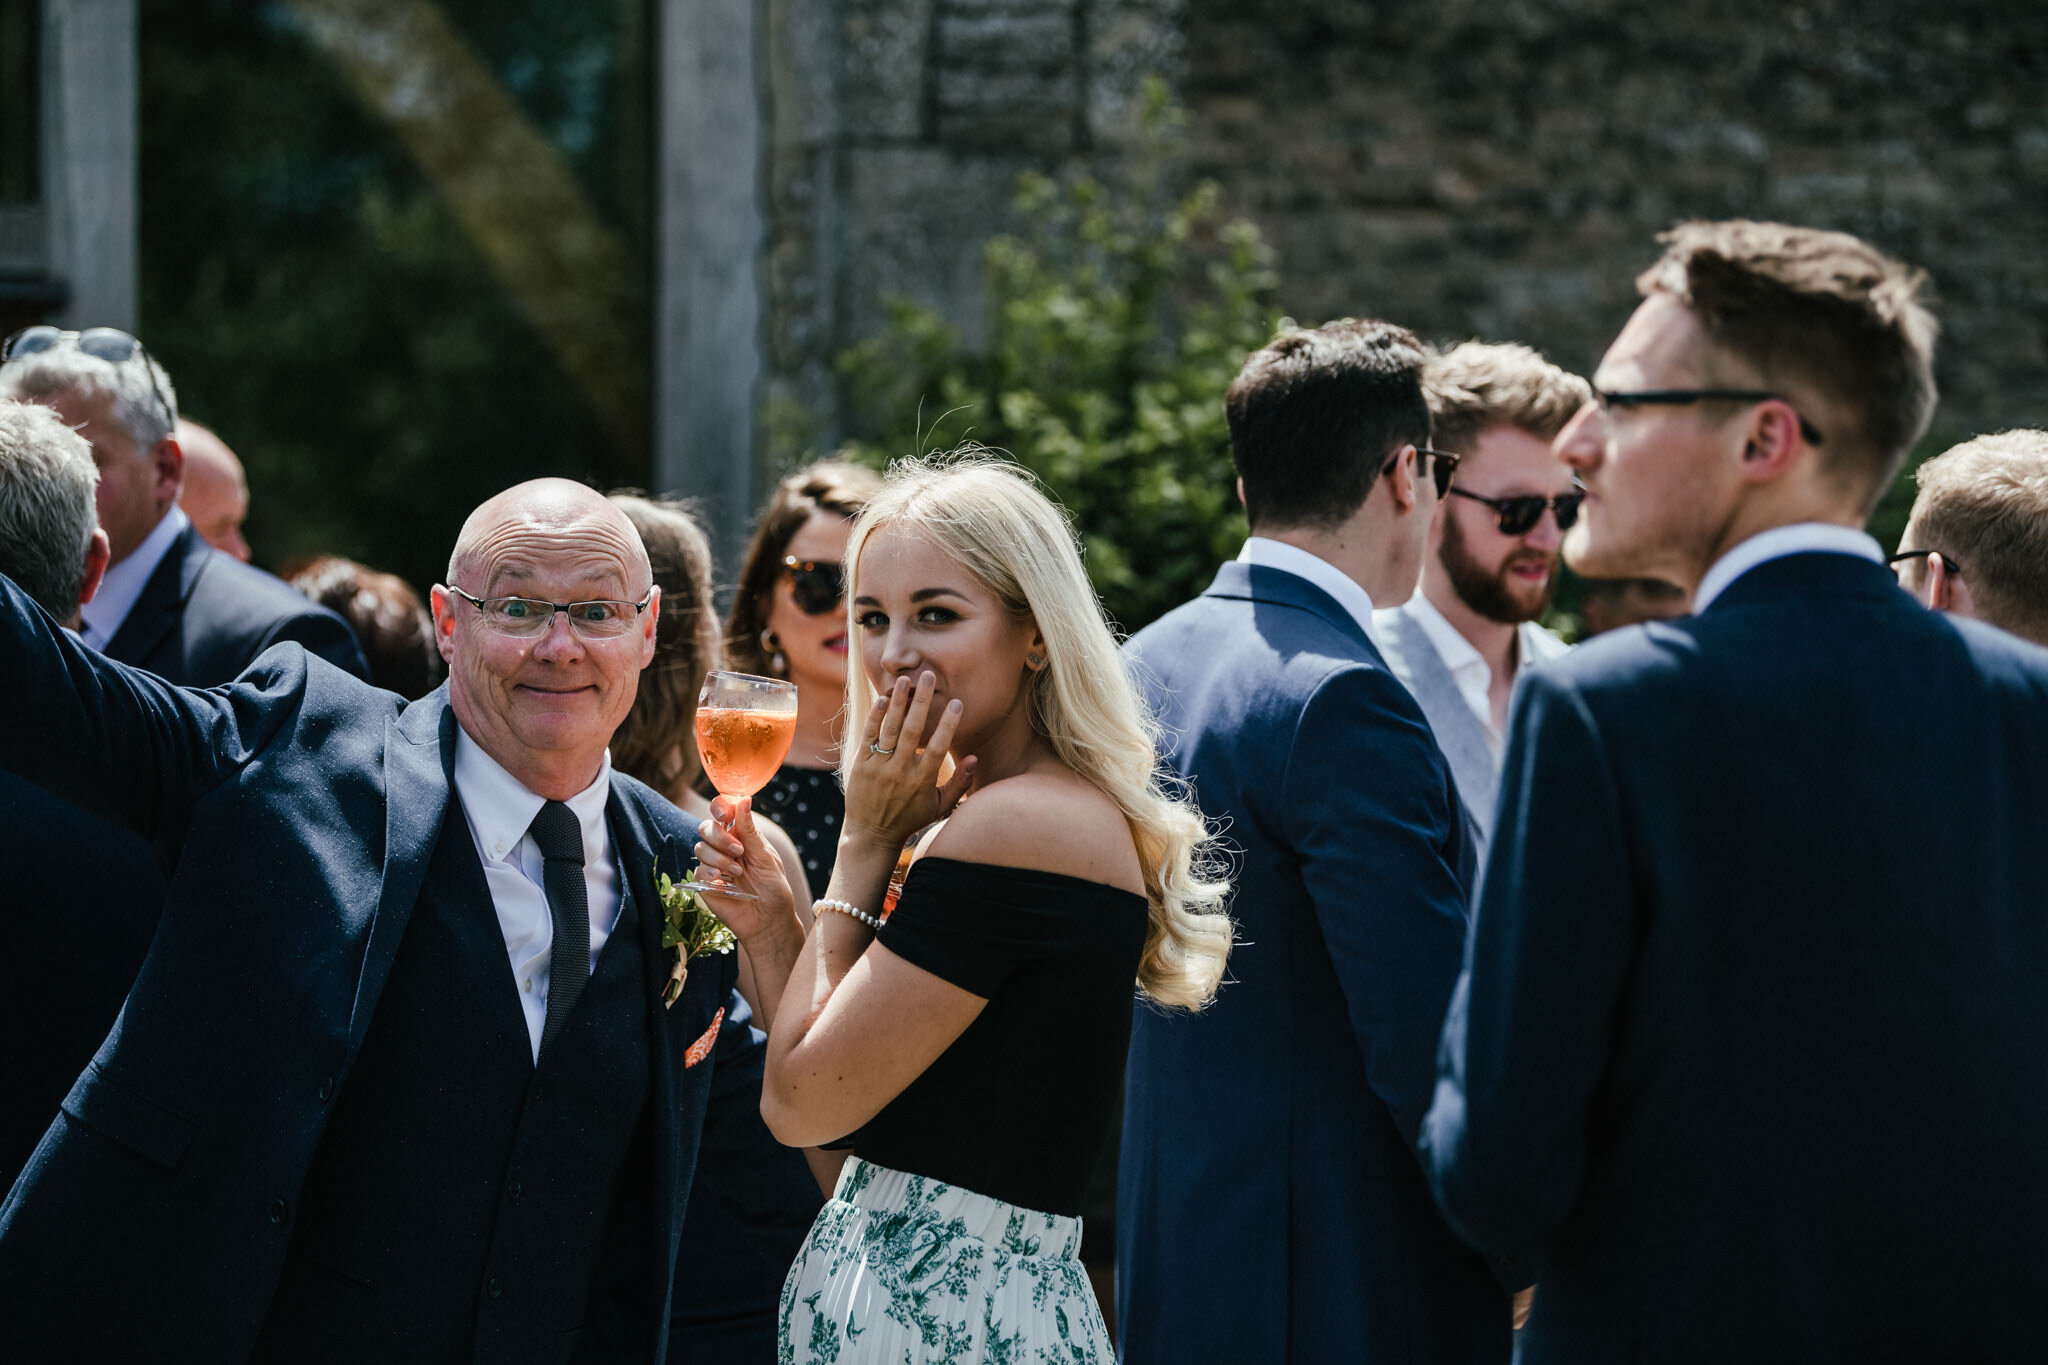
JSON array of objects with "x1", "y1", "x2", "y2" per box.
[
  {"x1": 761, "y1": 627, "x2": 787, "y2": 676},
  {"x1": 1026, "y1": 653, "x2": 1046, "y2": 671}
]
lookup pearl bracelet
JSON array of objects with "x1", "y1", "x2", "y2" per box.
[{"x1": 814, "y1": 897, "x2": 883, "y2": 931}]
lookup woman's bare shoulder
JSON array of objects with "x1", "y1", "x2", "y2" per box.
[{"x1": 924, "y1": 770, "x2": 1144, "y2": 895}]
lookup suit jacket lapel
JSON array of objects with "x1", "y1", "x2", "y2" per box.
[
  {"x1": 344, "y1": 688, "x2": 456, "y2": 1052},
  {"x1": 104, "y1": 525, "x2": 208, "y2": 668}
]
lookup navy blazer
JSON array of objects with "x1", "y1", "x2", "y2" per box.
[
  {"x1": 1424, "y1": 553, "x2": 2048, "y2": 1362},
  {"x1": 1117, "y1": 562, "x2": 1512, "y2": 1365},
  {"x1": 106, "y1": 521, "x2": 369, "y2": 684},
  {"x1": 0, "y1": 576, "x2": 817, "y2": 1361}
]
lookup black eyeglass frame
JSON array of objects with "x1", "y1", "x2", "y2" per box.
[
  {"x1": 444, "y1": 584, "x2": 655, "y2": 635},
  {"x1": 1446, "y1": 484, "x2": 1587, "y2": 537},
  {"x1": 3, "y1": 325, "x2": 177, "y2": 434},
  {"x1": 1378, "y1": 444, "x2": 1462, "y2": 498},
  {"x1": 1593, "y1": 388, "x2": 1824, "y2": 448},
  {"x1": 1886, "y1": 548, "x2": 1962, "y2": 578},
  {"x1": 781, "y1": 555, "x2": 846, "y2": 616}
]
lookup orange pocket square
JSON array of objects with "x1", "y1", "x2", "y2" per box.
[{"x1": 683, "y1": 1007, "x2": 725, "y2": 1069}]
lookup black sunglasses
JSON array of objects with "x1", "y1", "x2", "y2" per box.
[
  {"x1": 1887, "y1": 548, "x2": 1961, "y2": 577},
  {"x1": 782, "y1": 556, "x2": 845, "y2": 616},
  {"x1": 1593, "y1": 388, "x2": 1824, "y2": 448},
  {"x1": 1379, "y1": 445, "x2": 1462, "y2": 498},
  {"x1": 3, "y1": 325, "x2": 176, "y2": 430},
  {"x1": 1447, "y1": 485, "x2": 1586, "y2": 536}
]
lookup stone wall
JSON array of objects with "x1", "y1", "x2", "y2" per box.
[{"x1": 764, "y1": 0, "x2": 2048, "y2": 462}]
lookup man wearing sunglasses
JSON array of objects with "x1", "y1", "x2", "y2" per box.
[
  {"x1": 1121, "y1": 318, "x2": 1516, "y2": 1365},
  {"x1": 1423, "y1": 221, "x2": 2048, "y2": 1361},
  {"x1": 1374, "y1": 341, "x2": 1589, "y2": 856},
  {"x1": 0, "y1": 327, "x2": 366, "y2": 685}
]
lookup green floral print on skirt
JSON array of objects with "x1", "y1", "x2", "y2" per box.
[{"x1": 779, "y1": 1157, "x2": 1112, "y2": 1364}]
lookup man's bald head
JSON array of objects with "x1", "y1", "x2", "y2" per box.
[
  {"x1": 448, "y1": 478, "x2": 652, "y2": 596},
  {"x1": 176, "y1": 419, "x2": 251, "y2": 562}
]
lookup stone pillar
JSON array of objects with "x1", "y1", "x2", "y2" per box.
[
  {"x1": 656, "y1": 0, "x2": 765, "y2": 570},
  {"x1": 43, "y1": 0, "x2": 136, "y2": 330}
]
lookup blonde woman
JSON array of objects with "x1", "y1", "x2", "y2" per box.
[{"x1": 694, "y1": 454, "x2": 1232, "y2": 1362}]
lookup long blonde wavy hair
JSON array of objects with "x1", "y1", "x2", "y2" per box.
[{"x1": 841, "y1": 452, "x2": 1232, "y2": 1009}]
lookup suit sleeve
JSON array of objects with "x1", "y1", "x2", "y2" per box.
[
  {"x1": 695, "y1": 988, "x2": 826, "y2": 1263},
  {"x1": 0, "y1": 573, "x2": 288, "y2": 845},
  {"x1": 1422, "y1": 666, "x2": 1636, "y2": 1263},
  {"x1": 259, "y1": 605, "x2": 372, "y2": 682},
  {"x1": 1279, "y1": 664, "x2": 1474, "y2": 1155}
]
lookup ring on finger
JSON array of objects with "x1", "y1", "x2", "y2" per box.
[{"x1": 870, "y1": 741, "x2": 896, "y2": 756}]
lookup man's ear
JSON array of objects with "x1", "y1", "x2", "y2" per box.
[
  {"x1": 150, "y1": 432, "x2": 185, "y2": 509},
  {"x1": 78, "y1": 528, "x2": 111, "y2": 610},
  {"x1": 428, "y1": 584, "x2": 459, "y2": 663},
  {"x1": 638, "y1": 585, "x2": 662, "y2": 669},
  {"x1": 1386, "y1": 444, "x2": 1421, "y2": 516},
  {"x1": 1736, "y1": 400, "x2": 1804, "y2": 484},
  {"x1": 1928, "y1": 553, "x2": 1975, "y2": 619}
]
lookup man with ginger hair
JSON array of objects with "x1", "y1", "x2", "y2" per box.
[
  {"x1": 0, "y1": 478, "x2": 820, "y2": 1359},
  {"x1": 1375, "y1": 341, "x2": 1588, "y2": 855},
  {"x1": 1423, "y1": 221, "x2": 2048, "y2": 1361},
  {"x1": 1891, "y1": 429, "x2": 2048, "y2": 646}
]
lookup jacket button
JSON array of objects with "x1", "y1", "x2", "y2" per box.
[
  {"x1": 507, "y1": 1181, "x2": 523, "y2": 1203},
  {"x1": 269, "y1": 1198, "x2": 288, "y2": 1224},
  {"x1": 486, "y1": 1275, "x2": 504, "y2": 1300},
  {"x1": 318, "y1": 1075, "x2": 335, "y2": 1103}
]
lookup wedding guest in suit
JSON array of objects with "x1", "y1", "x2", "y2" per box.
[
  {"x1": 0, "y1": 326, "x2": 367, "y2": 684},
  {"x1": 724, "y1": 461, "x2": 883, "y2": 896},
  {"x1": 1424, "y1": 220, "x2": 2048, "y2": 1361},
  {"x1": 287, "y1": 554, "x2": 443, "y2": 700},
  {"x1": 696, "y1": 453, "x2": 1232, "y2": 1363},
  {"x1": 607, "y1": 492, "x2": 828, "y2": 1365},
  {"x1": 1890, "y1": 429, "x2": 2048, "y2": 646},
  {"x1": 1375, "y1": 342, "x2": 1587, "y2": 854},
  {"x1": 1117, "y1": 319, "x2": 1516, "y2": 1365},
  {"x1": 0, "y1": 401, "x2": 165, "y2": 1196},
  {"x1": 175, "y1": 417, "x2": 251, "y2": 562},
  {"x1": 0, "y1": 477, "x2": 820, "y2": 1361}
]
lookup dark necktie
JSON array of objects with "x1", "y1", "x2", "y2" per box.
[{"x1": 528, "y1": 800, "x2": 590, "y2": 1058}]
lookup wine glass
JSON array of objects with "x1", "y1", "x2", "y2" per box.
[{"x1": 693, "y1": 670, "x2": 800, "y2": 900}]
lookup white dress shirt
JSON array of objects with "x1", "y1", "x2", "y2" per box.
[
  {"x1": 452, "y1": 730, "x2": 622, "y2": 1062},
  {"x1": 79, "y1": 504, "x2": 189, "y2": 650},
  {"x1": 1237, "y1": 537, "x2": 1377, "y2": 642},
  {"x1": 1402, "y1": 593, "x2": 1570, "y2": 758},
  {"x1": 1692, "y1": 522, "x2": 1884, "y2": 615}
]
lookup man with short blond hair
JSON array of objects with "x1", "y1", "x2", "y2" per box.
[
  {"x1": 1892, "y1": 429, "x2": 2048, "y2": 645},
  {"x1": 1425, "y1": 220, "x2": 2048, "y2": 1361},
  {"x1": 1376, "y1": 342, "x2": 1589, "y2": 852}
]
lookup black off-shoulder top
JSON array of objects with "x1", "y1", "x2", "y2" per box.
[{"x1": 850, "y1": 855, "x2": 1149, "y2": 1218}]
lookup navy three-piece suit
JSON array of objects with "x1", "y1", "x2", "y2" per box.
[
  {"x1": 1118, "y1": 561, "x2": 1512, "y2": 1364},
  {"x1": 0, "y1": 576, "x2": 817, "y2": 1361},
  {"x1": 1425, "y1": 552, "x2": 2048, "y2": 1361}
]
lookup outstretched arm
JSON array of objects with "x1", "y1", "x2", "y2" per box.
[{"x1": 0, "y1": 574, "x2": 287, "y2": 843}]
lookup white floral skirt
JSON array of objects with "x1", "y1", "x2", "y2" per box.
[{"x1": 779, "y1": 1156, "x2": 1113, "y2": 1364}]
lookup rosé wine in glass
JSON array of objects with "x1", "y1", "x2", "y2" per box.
[{"x1": 694, "y1": 670, "x2": 799, "y2": 900}]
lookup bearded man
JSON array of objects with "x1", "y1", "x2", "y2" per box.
[{"x1": 1374, "y1": 341, "x2": 1590, "y2": 853}]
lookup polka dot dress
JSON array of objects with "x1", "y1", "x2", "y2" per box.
[{"x1": 753, "y1": 764, "x2": 844, "y2": 900}]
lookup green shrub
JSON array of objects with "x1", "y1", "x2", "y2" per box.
[{"x1": 834, "y1": 79, "x2": 1283, "y2": 634}]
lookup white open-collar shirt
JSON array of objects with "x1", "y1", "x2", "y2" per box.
[
  {"x1": 78, "y1": 504, "x2": 188, "y2": 650},
  {"x1": 1237, "y1": 537, "x2": 1377, "y2": 642},
  {"x1": 452, "y1": 729, "x2": 623, "y2": 1062}
]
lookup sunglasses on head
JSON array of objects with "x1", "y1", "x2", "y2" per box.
[
  {"x1": 1447, "y1": 484, "x2": 1587, "y2": 536},
  {"x1": 782, "y1": 556, "x2": 845, "y2": 615},
  {"x1": 3, "y1": 325, "x2": 176, "y2": 429}
]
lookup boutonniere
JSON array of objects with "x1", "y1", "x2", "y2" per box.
[{"x1": 656, "y1": 866, "x2": 737, "y2": 1007}]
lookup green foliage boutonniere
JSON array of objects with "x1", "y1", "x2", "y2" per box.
[{"x1": 656, "y1": 867, "x2": 738, "y2": 1007}]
